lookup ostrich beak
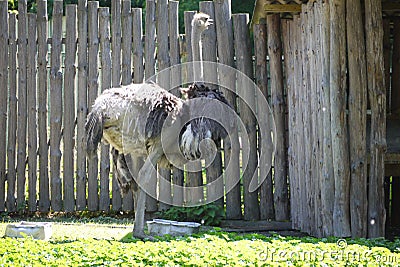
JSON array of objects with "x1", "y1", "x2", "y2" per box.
[{"x1": 207, "y1": 18, "x2": 213, "y2": 26}]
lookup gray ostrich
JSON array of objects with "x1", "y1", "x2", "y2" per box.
[{"x1": 85, "y1": 13, "x2": 229, "y2": 239}]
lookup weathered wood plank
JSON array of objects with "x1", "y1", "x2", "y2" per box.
[
  {"x1": 87, "y1": 1, "x2": 100, "y2": 211},
  {"x1": 267, "y1": 14, "x2": 289, "y2": 221},
  {"x1": 383, "y1": 19, "x2": 391, "y2": 112},
  {"x1": 132, "y1": 8, "x2": 144, "y2": 83},
  {"x1": 6, "y1": 13, "x2": 17, "y2": 212},
  {"x1": 16, "y1": 0, "x2": 28, "y2": 210},
  {"x1": 111, "y1": 0, "x2": 122, "y2": 211},
  {"x1": 99, "y1": 7, "x2": 111, "y2": 212},
  {"x1": 346, "y1": 0, "x2": 368, "y2": 238},
  {"x1": 37, "y1": 0, "x2": 49, "y2": 212},
  {"x1": 63, "y1": 4, "x2": 77, "y2": 212},
  {"x1": 264, "y1": 4, "x2": 301, "y2": 13},
  {"x1": 27, "y1": 13, "x2": 37, "y2": 212},
  {"x1": 50, "y1": 0, "x2": 63, "y2": 211},
  {"x1": 233, "y1": 13, "x2": 259, "y2": 221},
  {"x1": 214, "y1": 0, "x2": 242, "y2": 220},
  {"x1": 0, "y1": 1, "x2": 8, "y2": 211},
  {"x1": 330, "y1": 0, "x2": 351, "y2": 237},
  {"x1": 392, "y1": 18, "x2": 400, "y2": 114},
  {"x1": 365, "y1": 0, "x2": 387, "y2": 238}
]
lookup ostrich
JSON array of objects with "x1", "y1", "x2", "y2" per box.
[{"x1": 86, "y1": 13, "x2": 229, "y2": 239}]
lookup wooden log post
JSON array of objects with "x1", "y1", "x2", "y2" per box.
[
  {"x1": 7, "y1": 13, "x2": 17, "y2": 212},
  {"x1": 365, "y1": 0, "x2": 387, "y2": 238},
  {"x1": 76, "y1": 0, "x2": 88, "y2": 211},
  {"x1": 111, "y1": 0, "x2": 122, "y2": 211},
  {"x1": 346, "y1": 0, "x2": 368, "y2": 238},
  {"x1": 233, "y1": 13, "x2": 260, "y2": 221},
  {"x1": 392, "y1": 19, "x2": 400, "y2": 114},
  {"x1": 319, "y1": 0, "x2": 334, "y2": 237},
  {"x1": 184, "y1": 10, "x2": 204, "y2": 205},
  {"x1": 383, "y1": 19, "x2": 391, "y2": 112},
  {"x1": 214, "y1": 0, "x2": 242, "y2": 220},
  {"x1": 200, "y1": 1, "x2": 224, "y2": 208},
  {"x1": 63, "y1": 4, "x2": 77, "y2": 212},
  {"x1": 144, "y1": 0, "x2": 158, "y2": 212},
  {"x1": 49, "y1": 0, "x2": 63, "y2": 211},
  {"x1": 87, "y1": 1, "x2": 100, "y2": 211},
  {"x1": 168, "y1": 1, "x2": 184, "y2": 206},
  {"x1": 37, "y1": 0, "x2": 49, "y2": 212},
  {"x1": 27, "y1": 13, "x2": 37, "y2": 212},
  {"x1": 330, "y1": 0, "x2": 351, "y2": 237},
  {"x1": 121, "y1": 0, "x2": 134, "y2": 212},
  {"x1": 267, "y1": 14, "x2": 289, "y2": 221},
  {"x1": 255, "y1": 19, "x2": 275, "y2": 220},
  {"x1": 156, "y1": 0, "x2": 172, "y2": 211},
  {"x1": 0, "y1": 1, "x2": 8, "y2": 211},
  {"x1": 16, "y1": 0, "x2": 27, "y2": 211},
  {"x1": 99, "y1": 7, "x2": 111, "y2": 212}
]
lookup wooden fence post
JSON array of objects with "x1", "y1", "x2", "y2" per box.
[
  {"x1": 383, "y1": 19, "x2": 391, "y2": 112},
  {"x1": 0, "y1": 0, "x2": 8, "y2": 211},
  {"x1": 37, "y1": 0, "x2": 50, "y2": 212},
  {"x1": 16, "y1": 0, "x2": 28, "y2": 211},
  {"x1": 87, "y1": 1, "x2": 99, "y2": 211},
  {"x1": 50, "y1": 0, "x2": 63, "y2": 211},
  {"x1": 365, "y1": 0, "x2": 387, "y2": 238},
  {"x1": 330, "y1": 0, "x2": 351, "y2": 237},
  {"x1": 7, "y1": 13, "x2": 17, "y2": 212},
  {"x1": 63, "y1": 4, "x2": 77, "y2": 212},
  {"x1": 346, "y1": 0, "x2": 368, "y2": 238},
  {"x1": 233, "y1": 13, "x2": 260, "y2": 221},
  {"x1": 267, "y1": 14, "x2": 289, "y2": 221},
  {"x1": 27, "y1": 13, "x2": 37, "y2": 212},
  {"x1": 132, "y1": 8, "x2": 144, "y2": 83},
  {"x1": 111, "y1": 0, "x2": 122, "y2": 211},
  {"x1": 214, "y1": 0, "x2": 242, "y2": 219}
]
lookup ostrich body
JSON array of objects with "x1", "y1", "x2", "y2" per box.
[{"x1": 86, "y1": 13, "x2": 223, "y2": 239}]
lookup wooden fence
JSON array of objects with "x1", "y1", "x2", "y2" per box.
[{"x1": 0, "y1": 0, "x2": 290, "y2": 221}]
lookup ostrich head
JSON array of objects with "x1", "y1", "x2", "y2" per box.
[{"x1": 191, "y1": 12, "x2": 213, "y2": 32}]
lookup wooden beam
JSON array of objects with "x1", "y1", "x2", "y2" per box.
[
  {"x1": 264, "y1": 4, "x2": 301, "y2": 13},
  {"x1": 382, "y1": 3, "x2": 400, "y2": 12}
]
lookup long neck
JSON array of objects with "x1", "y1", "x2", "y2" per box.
[{"x1": 191, "y1": 27, "x2": 203, "y2": 82}]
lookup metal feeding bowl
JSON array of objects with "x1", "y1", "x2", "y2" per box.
[
  {"x1": 147, "y1": 219, "x2": 201, "y2": 236},
  {"x1": 5, "y1": 221, "x2": 52, "y2": 240}
]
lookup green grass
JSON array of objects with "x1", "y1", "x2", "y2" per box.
[{"x1": 0, "y1": 220, "x2": 399, "y2": 266}]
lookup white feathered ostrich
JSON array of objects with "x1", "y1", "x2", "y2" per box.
[{"x1": 86, "y1": 13, "x2": 229, "y2": 239}]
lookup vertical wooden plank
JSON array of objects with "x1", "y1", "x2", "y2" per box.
[
  {"x1": 383, "y1": 19, "x2": 391, "y2": 112},
  {"x1": 168, "y1": 1, "x2": 184, "y2": 206},
  {"x1": 346, "y1": 0, "x2": 368, "y2": 238},
  {"x1": 392, "y1": 19, "x2": 400, "y2": 114},
  {"x1": 87, "y1": 1, "x2": 99, "y2": 211},
  {"x1": 27, "y1": 13, "x2": 37, "y2": 212},
  {"x1": 282, "y1": 19, "x2": 295, "y2": 225},
  {"x1": 121, "y1": 0, "x2": 134, "y2": 211},
  {"x1": 0, "y1": 1, "x2": 8, "y2": 211},
  {"x1": 16, "y1": 0, "x2": 28, "y2": 211},
  {"x1": 319, "y1": 0, "x2": 334, "y2": 236},
  {"x1": 111, "y1": 0, "x2": 122, "y2": 211},
  {"x1": 233, "y1": 13, "x2": 259, "y2": 221},
  {"x1": 144, "y1": 0, "x2": 158, "y2": 212},
  {"x1": 266, "y1": 14, "x2": 289, "y2": 221},
  {"x1": 7, "y1": 13, "x2": 17, "y2": 212},
  {"x1": 76, "y1": 0, "x2": 88, "y2": 211},
  {"x1": 184, "y1": 10, "x2": 204, "y2": 205},
  {"x1": 200, "y1": 1, "x2": 224, "y2": 208},
  {"x1": 63, "y1": 4, "x2": 77, "y2": 212},
  {"x1": 214, "y1": 0, "x2": 242, "y2": 219},
  {"x1": 365, "y1": 0, "x2": 387, "y2": 238},
  {"x1": 330, "y1": 0, "x2": 351, "y2": 237},
  {"x1": 132, "y1": 8, "x2": 144, "y2": 83},
  {"x1": 50, "y1": 0, "x2": 63, "y2": 211},
  {"x1": 37, "y1": 0, "x2": 50, "y2": 212}
]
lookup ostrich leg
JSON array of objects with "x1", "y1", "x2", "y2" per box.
[{"x1": 133, "y1": 149, "x2": 163, "y2": 239}]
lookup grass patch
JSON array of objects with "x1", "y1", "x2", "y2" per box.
[{"x1": 0, "y1": 219, "x2": 399, "y2": 266}]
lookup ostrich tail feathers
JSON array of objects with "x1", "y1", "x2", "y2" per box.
[{"x1": 85, "y1": 107, "x2": 104, "y2": 158}]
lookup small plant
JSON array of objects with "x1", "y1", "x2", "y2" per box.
[{"x1": 156, "y1": 203, "x2": 225, "y2": 226}]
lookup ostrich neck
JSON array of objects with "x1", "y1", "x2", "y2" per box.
[{"x1": 191, "y1": 27, "x2": 204, "y2": 82}]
